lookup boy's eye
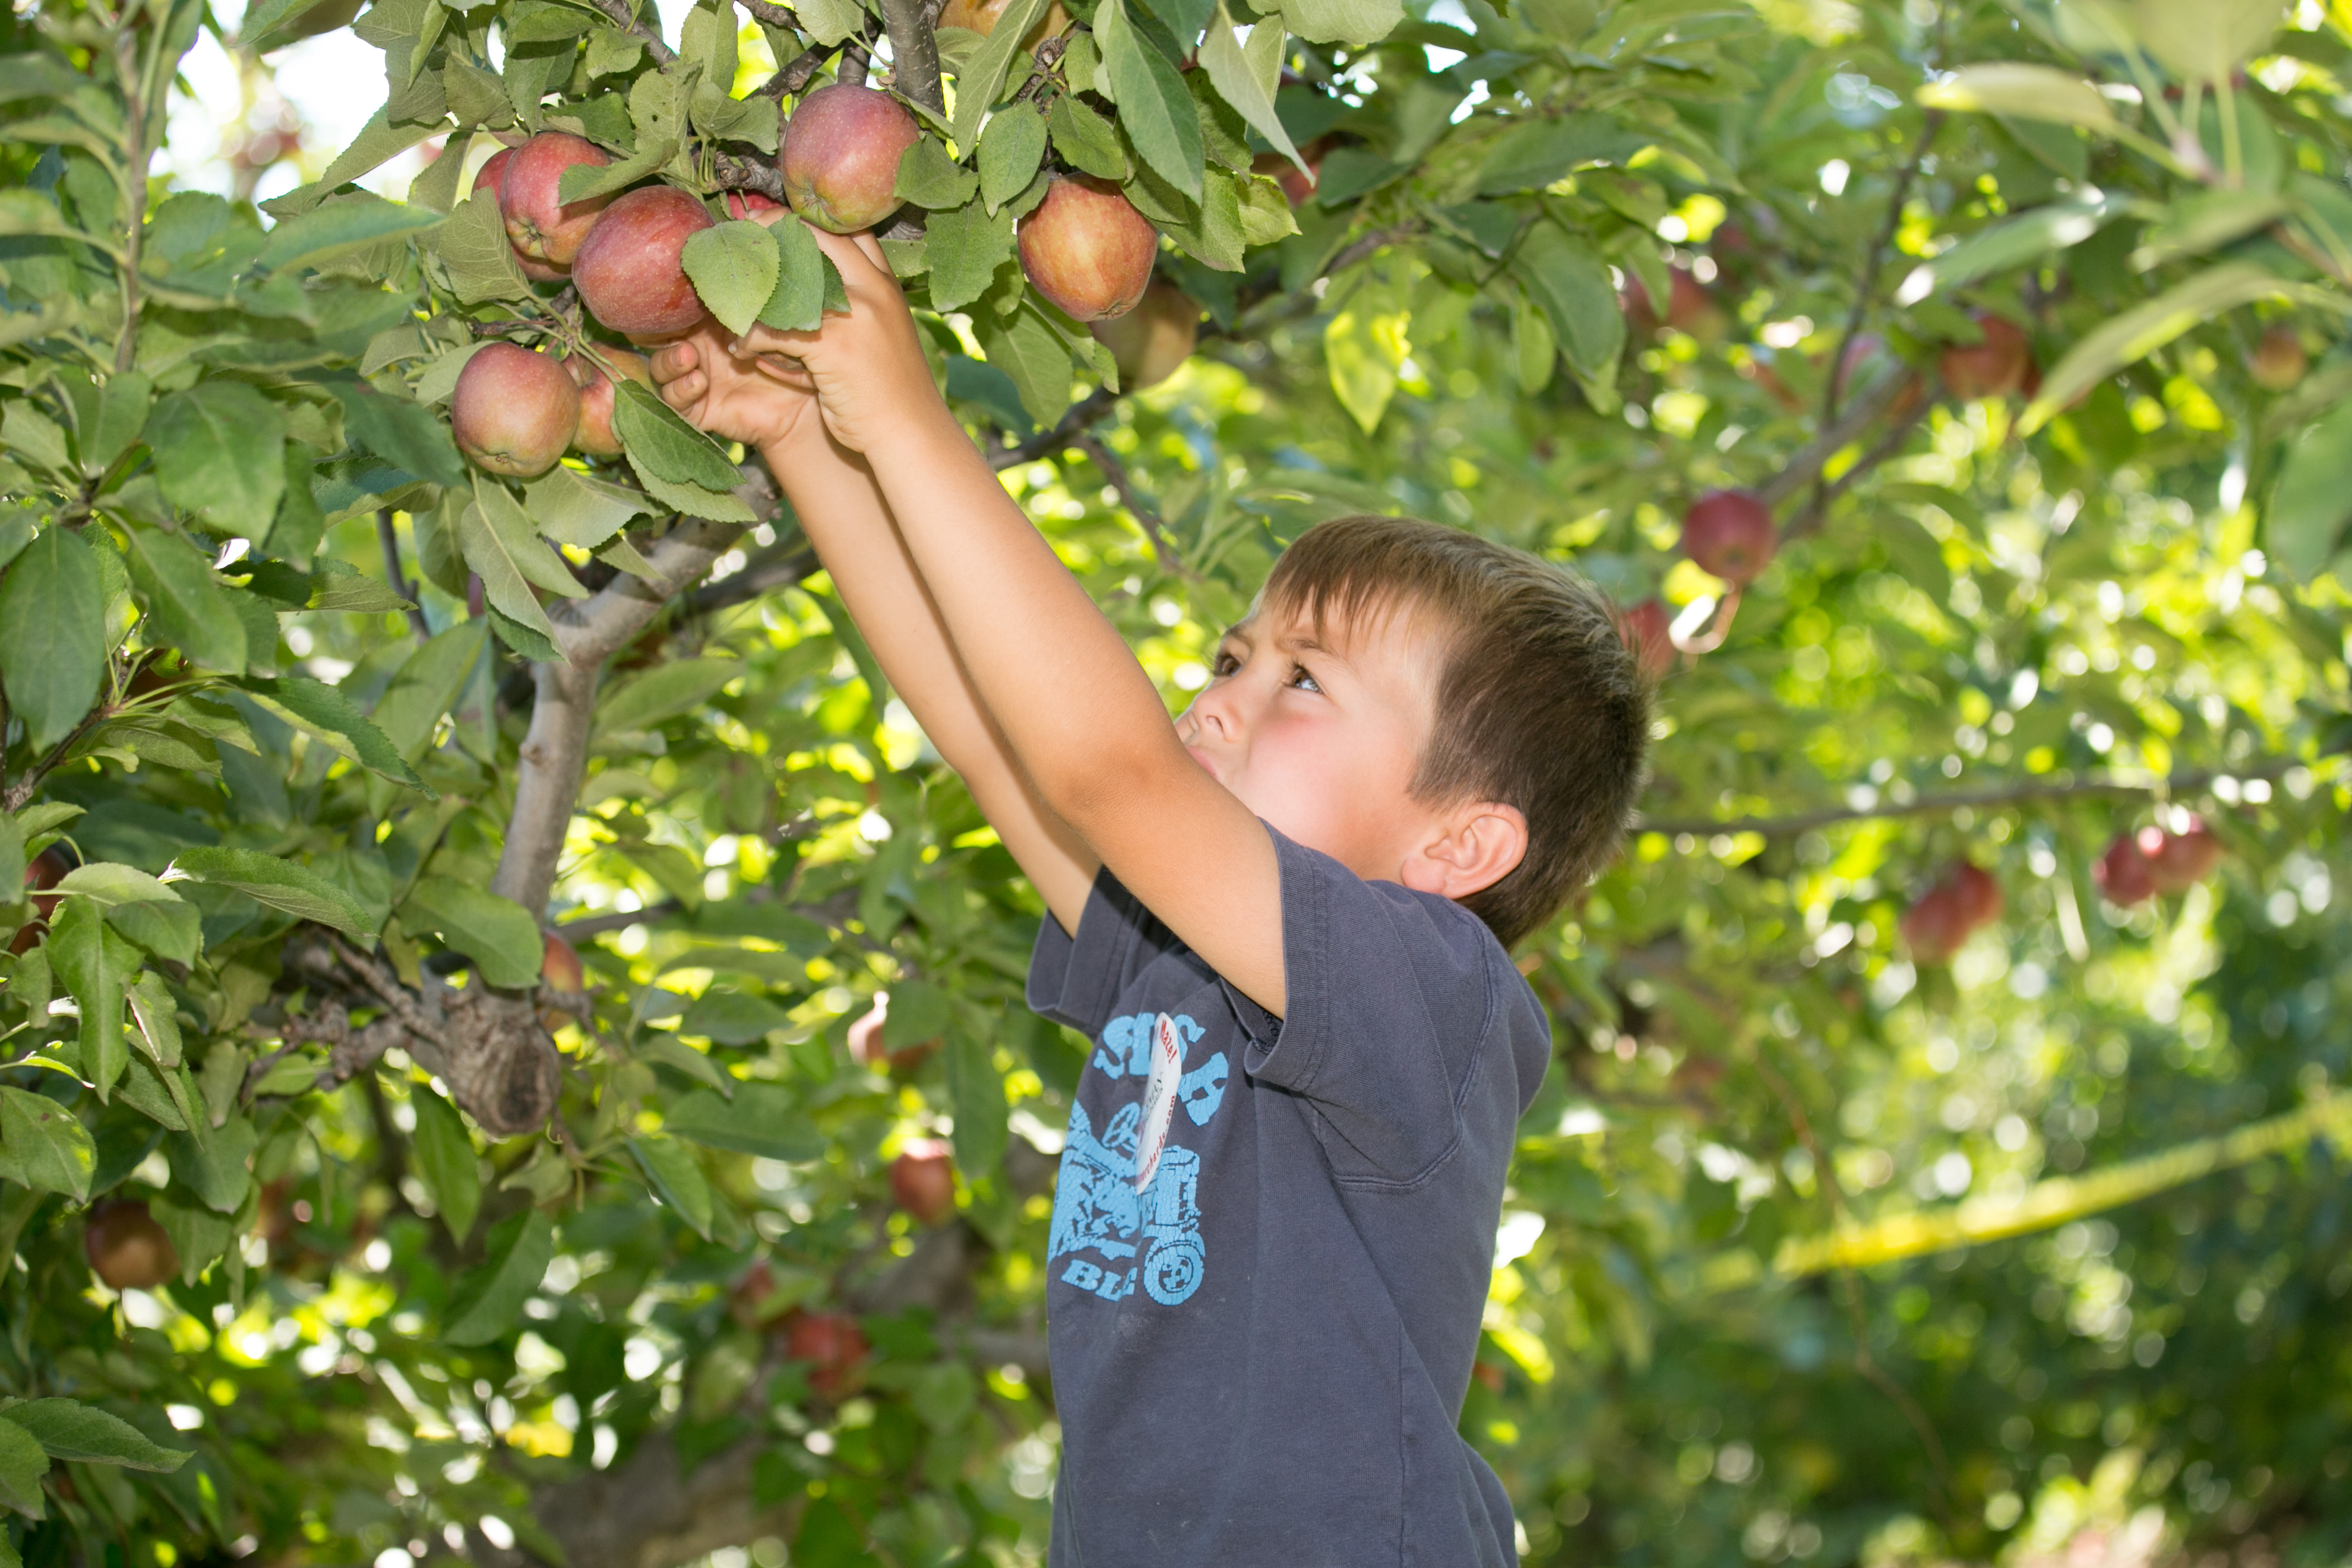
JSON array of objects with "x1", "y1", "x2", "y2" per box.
[
  {"x1": 1210, "y1": 650, "x2": 1240, "y2": 676},
  {"x1": 1289, "y1": 665, "x2": 1322, "y2": 694}
]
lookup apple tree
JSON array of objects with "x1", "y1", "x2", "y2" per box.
[{"x1": 2, "y1": 0, "x2": 2351, "y2": 1563}]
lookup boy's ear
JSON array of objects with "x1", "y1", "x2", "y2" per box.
[{"x1": 1399, "y1": 804, "x2": 1528, "y2": 901}]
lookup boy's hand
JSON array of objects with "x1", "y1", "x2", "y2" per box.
[
  {"x1": 723, "y1": 229, "x2": 949, "y2": 458},
  {"x1": 646, "y1": 318, "x2": 825, "y2": 454}
]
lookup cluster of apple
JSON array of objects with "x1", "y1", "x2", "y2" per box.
[
  {"x1": 729, "y1": 1263, "x2": 872, "y2": 1401},
  {"x1": 2094, "y1": 815, "x2": 2223, "y2": 904},
  {"x1": 1898, "y1": 861, "x2": 2003, "y2": 966},
  {"x1": 447, "y1": 80, "x2": 1205, "y2": 482}
]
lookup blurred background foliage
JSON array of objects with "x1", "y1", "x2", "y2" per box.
[{"x1": 2, "y1": 0, "x2": 2351, "y2": 1564}]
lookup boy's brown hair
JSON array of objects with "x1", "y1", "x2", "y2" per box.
[{"x1": 1262, "y1": 515, "x2": 1651, "y2": 947}]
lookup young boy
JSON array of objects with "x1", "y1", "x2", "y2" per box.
[{"x1": 648, "y1": 227, "x2": 1651, "y2": 1565}]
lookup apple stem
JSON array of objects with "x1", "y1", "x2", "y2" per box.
[{"x1": 1672, "y1": 586, "x2": 1741, "y2": 655}]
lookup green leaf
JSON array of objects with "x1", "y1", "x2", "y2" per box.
[
  {"x1": 73, "y1": 372, "x2": 154, "y2": 474},
  {"x1": 760, "y1": 213, "x2": 844, "y2": 334},
  {"x1": 409, "y1": 1087, "x2": 482, "y2": 1242},
  {"x1": 456, "y1": 494, "x2": 568, "y2": 652},
  {"x1": 949, "y1": 0, "x2": 1052, "y2": 149},
  {"x1": 678, "y1": 988, "x2": 794, "y2": 1044},
  {"x1": 172, "y1": 846, "x2": 378, "y2": 938},
  {"x1": 265, "y1": 108, "x2": 451, "y2": 219},
  {"x1": 0, "y1": 1414, "x2": 48, "y2": 1519},
  {"x1": 1236, "y1": 172, "x2": 1298, "y2": 246},
  {"x1": 1475, "y1": 112, "x2": 1652, "y2": 195},
  {"x1": 663, "y1": 1082, "x2": 821, "y2": 1161},
  {"x1": 52, "y1": 863, "x2": 179, "y2": 908},
  {"x1": 595, "y1": 656, "x2": 744, "y2": 735},
  {"x1": 633, "y1": 1031, "x2": 735, "y2": 1095},
  {"x1": 1197, "y1": 7, "x2": 1304, "y2": 174},
  {"x1": 882, "y1": 979, "x2": 950, "y2": 1048},
  {"x1": 1898, "y1": 188, "x2": 2130, "y2": 302},
  {"x1": 0, "y1": 526, "x2": 105, "y2": 750},
  {"x1": 896, "y1": 138, "x2": 982, "y2": 212},
  {"x1": 1100, "y1": 0, "x2": 1204, "y2": 201},
  {"x1": 432, "y1": 188, "x2": 536, "y2": 304},
  {"x1": 1280, "y1": 0, "x2": 1400, "y2": 45},
  {"x1": 1049, "y1": 94, "x2": 1128, "y2": 182},
  {"x1": 475, "y1": 475, "x2": 591, "y2": 599},
  {"x1": 622, "y1": 464, "x2": 758, "y2": 523},
  {"x1": 682, "y1": 219, "x2": 782, "y2": 339},
  {"x1": 108, "y1": 898, "x2": 203, "y2": 968},
  {"x1": 976, "y1": 306, "x2": 1076, "y2": 426},
  {"x1": 443, "y1": 1209, "x2": 555, "y2": 1345},
  {"x1": 1513, "y1": 220, "x2": 1623, "y2": 377},
  {"x1": 398, "y1": 877, "x2": 543, "y2": 988},
  {"x1": 329, "y1": 381, "x2": 469, "y2": 488},
  {"x1": 238, "y1": 675, "x2": 432, "y2": 794},
  {"x1": 151, "y1": 1190, "x2": 233, "y2": 1284},
  {"x1": 366, "y1": 621, "x2": 489, "y2": 757},
  {"x1": 0, "y1": 1088, "x2": 94, "y2": 1202},
  {"x1": 0, "y1": 510, "x2": 31, "y2": 575},
  {"x1": 945, "y1": 1025, "x2": 1009, "y2": 1176},
  {"x1": 255, "y1": 192, "x2": 443, "y2": 273},
  {"x1": 126, "y1": 970, "x2": 185, "y2": 1068},
  {"x1": 522, "y1": 464, "x2": 654, "y2": 548},
  {"x1": 0, "y1": 811, "x2": 19, "y2": 898},
  {"x1": 924, "y1": 201, "x2": 1018, "y2": 314},
  {"x1": 979, "y1": 108, "x2": 1049, "y2": 216},
  {"x1": 0, "y1": 1401, "x2": 191, "y2": 1472},
  {"x1": 612, "y1": 380, "x2": 744, "y2": 491},
  {"x1": 144, "y1": 383, "x2": 289, "y2": 525},
  {"x1": 1323, "y1": 307, "x2": 1398, "y2": 433},
  {"x1": 1916, "y1": 64, "x2": 2119, "y2": 134},
  {"x1": 115, "y1": 1054, "x2": 190, "y2": 1130},
  {"x1": 2267, "y1": 397, "x2": 2352, "y2": 578},
  {"x1": 2021, "y1": 262, "x2": 2299, "y2": 432},
  {"x1": 119, "y1": 523, "x2": 247, "y2": 673},
  {"x1": 46, "y1": 899, "x2": 137, "y2": 1102},
  {"x1": 629, "y1": 1134, "x2": 715, "y2": 1238},
  {"x1": 2131, "y1": 189, "x2": 2291, "y2": 273},
  {"x1": 1161, "y1": 164, "x2": 1245, "y2": 270}
]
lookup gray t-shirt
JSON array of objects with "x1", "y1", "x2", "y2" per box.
[{"x1": 1026, "y1": 825, "x2": 1550, "y2": 1567}]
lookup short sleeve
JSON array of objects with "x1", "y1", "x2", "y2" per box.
[
  {"x1": 1026, "y1": 866, "x2": 1182, "y2": 1037},
  {"x1": 1237, "y1": 827, "x2": 1505, "y2": 1184}
]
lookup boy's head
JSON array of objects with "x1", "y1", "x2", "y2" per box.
[{"x1": 1176, "y1": 514, "x2": 1651, "y2": 947}]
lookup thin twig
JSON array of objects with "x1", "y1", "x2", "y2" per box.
[
  {"x1": 757, "y1": 43, "x2": 831, "y2": 99},
  {"x1": 682, "y1": 545, "x2": 820, "y2": 616},
  {"x1": 1779, "y1": 397, "x2": 1933, "y2": 542},
  {"x1": 738, "y1": 0, "x2": 799, "y2": 28},
  {"x1": 1822, "y1": 114, "x2": 1942, "y2": 425},
  {"x1": 1071, "y1": 430, "x2": 1190, "y2": 577},
  {"x1": 584, "y1": 0, "x2": 678, "y2": 64},
  {"x1": 988, "y1": 387, "x2": 1115, "y2": 470},
  {"x1": 376, "y1": 509, "x2": 431, "y2": 642},
  {"x1": 1637, "y1": 756, "x2": 2310, "y2": 840}
]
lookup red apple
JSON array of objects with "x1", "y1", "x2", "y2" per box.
[
  {"x1": 723, "y1": 189, "x2": 787, "y2": 223},
  {"x1": 2248, "y1": 327, "x2": 2306, "y2": 393},
  {"x1": 779, "y1": 84, "x2": 920, "y2": 235},
  {"x1": 1950, "y1": 862, "x2": 2003, "y2": 930},
  {"x1": 573, "y1": 184, "x2": 715, "y2": 339},
  {"x1": 1018, "y1": 176, "x2": 1159, "y2": 323},
  {"x1": 450, "y1": 342, "x2": 579, "y2": 478},
  {"x1": 500, "y1": 132, "x2": 614, "y2": 268},
  {"x1": 1680, "y1": 489, "x2": 1776, "y2": 587},
  {"x1": 1939, "y1": 312, "x2": 2034, "y2": 400},
  {"x1": 938, "y1": 0, "x2": 1068, "y2": 43},
  {"x1": 475, "y1": 144, "x2": 514, "y2": 202},
  {"x1": 847, "y1": 993, "x2": 940, "y2": 1074},
  {"x1": 1089, "y1": 280, "x2": 1198, "y2": 391},
  {"x1": 540, "y1": 931, "x2": 586, "y2": 994},
  {"x1": 1615, "y1": 598, "x2": 1674, "y2": 681},
  {"x1": 889, "y1": 1140, "x2": 955, "y2": 1225},
  {"x1": 783, "y1": 1310, "x2": 868, "y2": 1401},
  {"x1": 85, "y1": 1200, "x2": 179, "y2": 1291},
  {"x1": 2148, "y1": 817, "x2": 2222, "y2": 894},
  {"x1": 2094, "y1": 831, "x2": 2160, "y2": 905},
  {"x1": 566, "y1": 348, "x2": 652, "y2": 459},
  {"x1": 10, "y1": 846, "x2": 71, "y2": 955}
]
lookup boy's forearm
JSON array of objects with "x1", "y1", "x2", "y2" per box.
[
  {"x1": 753, "y1": 428, "x2": 1099, "y2": 928},
  {"x1": 860, "y1": 413, "x2": 1188, "y2": 828}
]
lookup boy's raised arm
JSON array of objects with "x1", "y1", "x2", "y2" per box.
[
  {"x1": 647, "y1": 323, "x2": 1101, "y2": 936},
  {"x1": 738, "y1": 233, "x2": 1289, "y2": 1015}
]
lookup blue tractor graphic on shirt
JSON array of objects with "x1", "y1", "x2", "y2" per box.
[{"x1": 1050, "y1": 1012, "x2": 1228, "y2": 1307}]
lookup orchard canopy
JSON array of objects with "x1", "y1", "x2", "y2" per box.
[{"x1": 2, "y1": 0, "x2": 2352, "y2": 1562}]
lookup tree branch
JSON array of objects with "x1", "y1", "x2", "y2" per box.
[
  {"x1": 491, "y1": 464, "x2": 780, "y2": 918},
  {"x1": 755, "y1": 42, "x2": 832, "y2": 99},
  {"x1": 737, "y1": 0, "x2": 799, "y2": 29},
  {"x1": 713, "y1": 151, "x2": 789, "y2": 204},
  {"x1": 1753, "y1": 365, "x2": 1905, "y2": 514},
  {"x1": 988, "y1": 387, "x2": 1115, "y2": 470},
  {"x1": 878, "y1": 0, "x2": 943, "y2": 114},
  {"x1": 1071, "y1": 429, "x2": 1190, "y2": 577},
  {"x1": 1637, "y1": 757, "x2": 2309, "y2": 840},
  {"x1": 584, "y1": 0, "x2": 677, "y2": 64},
  {"x1": 377, "y1": 508, "x2": 431, "y2": 642},
  {"x1": 1821, "y1": 113, "x2": 1940, "y2": 425}
]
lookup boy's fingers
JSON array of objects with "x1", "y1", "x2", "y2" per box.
[
  {"x1": 658, "y1": 369, "x2": 706, "y2": 409},
  {"x1": 731, "y1": 323, "x2": 821, "y2": 358},
  {"x1": 648, "y1": 340, "x2": 698, "y2": 382},
  {"x1": 807, "y1": 225, "x2": 896, "y2": 296},
  {"x1": 847, "y1": 230, "x2": 889, "y2": 273}
]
